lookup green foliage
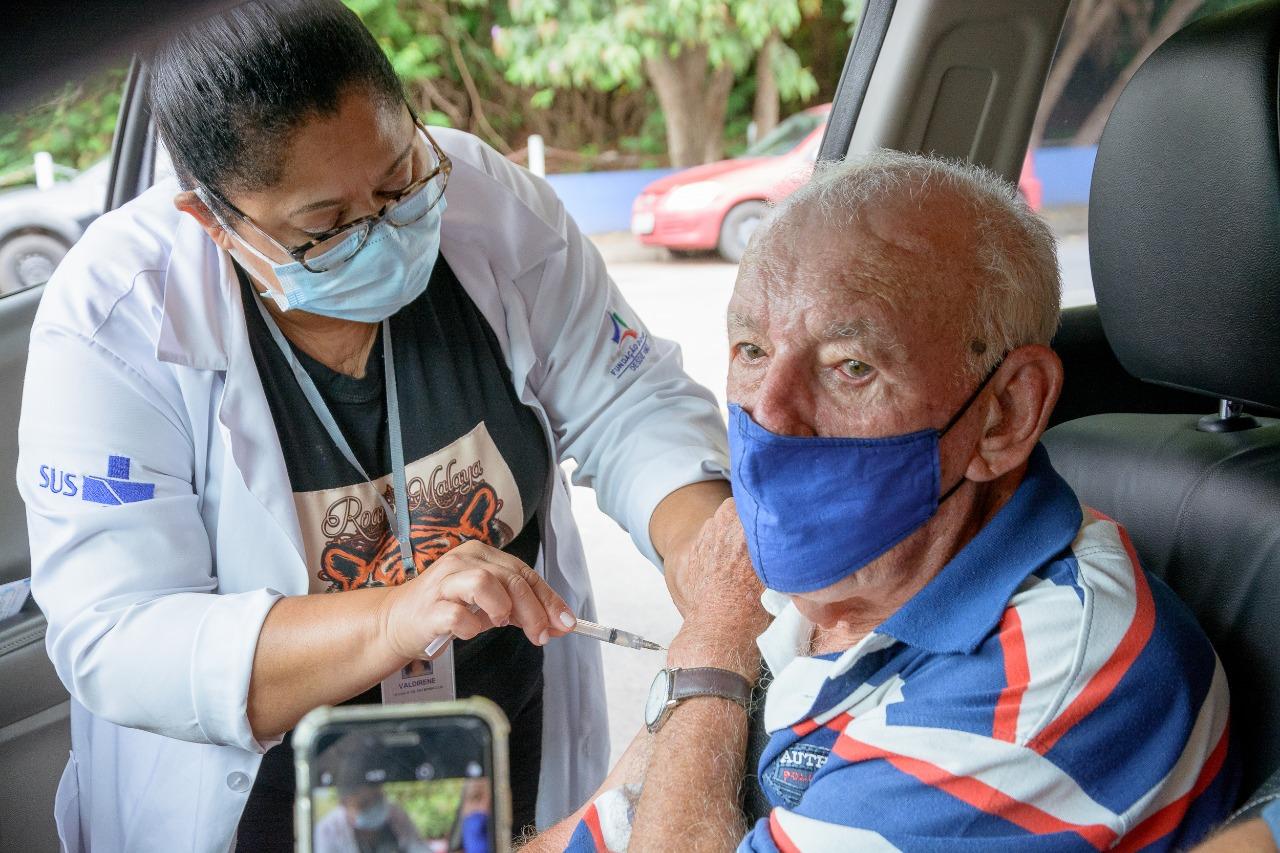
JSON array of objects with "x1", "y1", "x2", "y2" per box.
[
  {"x1": 770, "y1": 42, "x2": 820, "y2": 103},
  {"x1": 0, "y1": 66, "x2": 125, "y2": 179},
  {"x1": 498, "y1": 0, "x2": 819, "y2": 93},
  {"x1": 842, "y1": 0, "x2": 865, "y2": 34},
  {"x1": 312, "y1": 780, "x2": 465, "y2": 840},
  {"x1": 386, "y1": 779, "x2": 466, "y2": 838},
  {"x1": 343, "y1": 0, "x2": 456, "y2": 118},
  {"x1": 0, "y1": 0, "x2": 860, "y2": 179}
]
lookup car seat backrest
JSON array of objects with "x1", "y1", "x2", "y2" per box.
[{"x1": 1042, "y1": 0, "x2": 1280, "y2": 800}]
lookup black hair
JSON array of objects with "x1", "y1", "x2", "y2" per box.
[{"x1": 151, "y1": 0, "x2": 404, "y2": 194}]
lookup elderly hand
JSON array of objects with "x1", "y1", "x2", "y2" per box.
[
  {"x1": 676, "y1": 497, "x2": 764, "y2": 612},
  {"x1": 666, "y1": 498, "x2": 769, "y2": 678}
]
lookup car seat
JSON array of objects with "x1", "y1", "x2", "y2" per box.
[{"x1": 1041, "y1": 0, "x2": 1280, "y2": 803}]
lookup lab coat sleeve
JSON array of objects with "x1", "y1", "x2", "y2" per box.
[
  {"x1": 17, "y1": 323, "x2": 281, "y2": 753},
  {"x1": 468, "y1": 143, "x2": 730, "y2": 566}
]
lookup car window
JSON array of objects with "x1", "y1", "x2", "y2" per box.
[
  {"x1": 0, "y1": 66, "x2": 122, "y2": 297},
  {"x1": 742, "y1": 110, "x2": 826, "y2": 158},
  {"x1": 1032, "y1": 0, "x2": 1256, "y2": 309}
]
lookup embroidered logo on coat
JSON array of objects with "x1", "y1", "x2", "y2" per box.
[
  {"x1": 38, "y1": 455, "x2": 156, "y2": 505},
  {"x1": 606, "y1": 310, "x2": 650, "y2": 378}
]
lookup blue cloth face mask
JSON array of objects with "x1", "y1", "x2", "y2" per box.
[
  {"x1": 234, "y1": 186, "x2": 446, "y2": 324},
  {"x1": 728, "y1": 361, "x2": 1002, "y2": 594}
]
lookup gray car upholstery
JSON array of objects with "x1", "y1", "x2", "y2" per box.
[{"x1": 1044, "y1": 0, "x2": 1280, "y2": 801}]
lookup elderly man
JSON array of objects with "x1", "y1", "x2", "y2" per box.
[{"x1": 529, "y1": 152, "x2": 1238, "y2": 852}]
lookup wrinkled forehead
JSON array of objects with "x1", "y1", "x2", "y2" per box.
[{"x1": 731, "y1": 196, "x2": 984, "y2": 346}]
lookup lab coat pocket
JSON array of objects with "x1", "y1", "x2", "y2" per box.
[{"x1": 53, "y1": 750, "x2": 81, "y2": 853}]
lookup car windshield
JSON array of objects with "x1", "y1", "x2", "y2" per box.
[{"x1": 741, "y1": 110, "x2": 825, "y2": 158}]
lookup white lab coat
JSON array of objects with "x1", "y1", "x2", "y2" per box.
[{"x1": 17, "y1": 129, "x2": 728, "y2": 852}]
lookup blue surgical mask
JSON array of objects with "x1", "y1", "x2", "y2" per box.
[
  {"x1": 233, "y1": 188, "x2": 446, "y2": 324},
  {"x1": 728, "y1": 361, "x2": 1002, "y2": 594},
  {"x1": 352, "y1": 796, "x2": 391, "y2": 830}
]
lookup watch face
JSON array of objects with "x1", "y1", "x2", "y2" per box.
[{"x1": 644, "y1": 669, "x2": 672, "y2": 726}]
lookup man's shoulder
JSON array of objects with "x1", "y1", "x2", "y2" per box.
[{"x1": 886, "y1": 507, "x2": 1221, "y2": 748}]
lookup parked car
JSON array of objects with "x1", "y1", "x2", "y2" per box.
[
  {"x1": 0, "y1": 158, "x2": 110, "y2": 294},
  {"x1": 631, "y1": 102, "x2": 1043, "y2": 263}
]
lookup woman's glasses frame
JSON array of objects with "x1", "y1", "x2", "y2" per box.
[{"x1": 196, "y1": 114, "x2": 451, "y2": 273}]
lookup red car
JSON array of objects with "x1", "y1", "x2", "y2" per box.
[{"x1": 632, "y1": 103, "x2": 1043, "y2": 262}]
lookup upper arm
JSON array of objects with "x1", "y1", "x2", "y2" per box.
[
  {"x1": 474, "y1": 147, "x2": 728, "y2": 563},
  {"x1": 17, "y1": 322, "x2": 279, "y2": 749},
  {"x1": 19, "y1": 322, "x2": 212, "y2": 622}
]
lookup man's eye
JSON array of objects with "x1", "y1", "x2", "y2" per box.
[
  {"x1": 840, "y1": 359, "x2": 873, "y2": 379},
  {"x1": 737, "y1": 343, "x2": 766, "y2": 362}
]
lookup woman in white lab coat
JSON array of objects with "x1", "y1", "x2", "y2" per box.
[{"x1": 16, "y1": 2, "x2": 731, "y2": 850}]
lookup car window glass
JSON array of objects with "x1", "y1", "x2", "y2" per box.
[
  {"x1": 1032, "y1": 0, "x2": 1257, "y2": 308},
  {"x1": 0, "y1": 66, "x2": 123, "y2": 297},
  {"x1": 742, "y1": 111, "x2": 825, "y2": 158}
]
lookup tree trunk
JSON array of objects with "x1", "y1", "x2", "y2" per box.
[
  {"x1": 753, "y1": 33, "x2": 781, "y2": 140},
  {"x1": 1028, "y1": 0, "x2": 1119, "y2": 152},
  {"x1": 1071, "y1": 0, "x2": 1202, "y2": 146},
  {"x1": 644, "y1": 45, "x2": 736, "y2": 166}
]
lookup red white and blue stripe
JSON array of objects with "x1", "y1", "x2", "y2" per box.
[{"x1": 569, "y1": 446, "x2": 1238, "y2": 851}]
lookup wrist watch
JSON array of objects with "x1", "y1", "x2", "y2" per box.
[{"x1": 644, "y1": 666, "x2": 752, "y2": 734}]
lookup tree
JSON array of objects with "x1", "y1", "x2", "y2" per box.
[
  {"x1": 1028, "y1": 0, "x2": 1123, "y2": 153},
  {"x1": 498, "y1": 1, "x2": 823, "y2": 166},
  {"x1": 751, "y1": 0, "x2": 858, "y2": 140},
  {"x1": 1070, "y1": 0, "x2": 1202, "y2": 145},
  {"x1": 1028, "y1": 0, "x2": 1245, "y2": 151},
  {"x1": 346, "y1": 0, "x2": 516, "y2": 151},
  {"x1": 348, "y1": 0, "x2": 660, "y2": 167},
  {"x1": 0, "y1": 67, "x2": 124, "y2": 178}
]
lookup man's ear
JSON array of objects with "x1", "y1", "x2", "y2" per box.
[
  {"x1": 173, "y1": 190, "x2": 236, "y2": 252},
  {"x1": 965, "y1": 344, "x2": 1063, "y2": 483}
]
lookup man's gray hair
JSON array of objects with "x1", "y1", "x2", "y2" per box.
[{"x1": 750, "y1": 150, "x2": 1061, "y2": 377}]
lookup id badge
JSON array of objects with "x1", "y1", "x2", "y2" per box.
[{"x1": 381, "y1": 644, "x2": 458, "y2": 704}]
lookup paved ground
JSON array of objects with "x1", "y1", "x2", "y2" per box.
[{"x1": 575, "y1": 226, "x2": 1096, "y2": 763}]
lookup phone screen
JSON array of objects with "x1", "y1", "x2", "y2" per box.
[{"x1": 307, "y1": 714, "x2": 496, "y2": 853}]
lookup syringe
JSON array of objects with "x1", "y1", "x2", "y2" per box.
[{"x1": 425, "y1": 611, "x2": 665, "y2": 656}]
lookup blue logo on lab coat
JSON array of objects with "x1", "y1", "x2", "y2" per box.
[{"x1": 80, "y1": 456, "x2": 155, "y2": 505}]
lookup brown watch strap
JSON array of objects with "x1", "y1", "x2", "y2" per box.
[{"x1": 669, "y1": 667, "x2": 753, "y2": 708}]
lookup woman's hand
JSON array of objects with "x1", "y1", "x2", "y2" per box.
[{"x1": 377, "y1": 540, "x2": 575, "y2": 661}]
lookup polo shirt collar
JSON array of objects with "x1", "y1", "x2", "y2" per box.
[{"x1": 876, "y1": 443, "x2": 1082, "y2": 656}]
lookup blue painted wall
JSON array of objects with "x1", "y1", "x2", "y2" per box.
[
  {"x1": 546, "y1": 147, "x2": 1097, "y2": 235},
  {"x1": 545, "y1": 168, "x2": 677, "y2": 235},
  {"x1": 1035, "y1": 145, "x2": 1097, "y2": 208}
]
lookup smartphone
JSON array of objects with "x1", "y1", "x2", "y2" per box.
[{"x1": 293, "y1": 698, "x2": 512, "y2": 853}]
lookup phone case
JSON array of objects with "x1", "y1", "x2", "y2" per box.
[{"x1": 293, "y1": 697, "x2": 512, "y2": 853}]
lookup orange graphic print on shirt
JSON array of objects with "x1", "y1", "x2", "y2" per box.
[{"x1": 293, "y1": 422, "x2": 525, "y2": 593}]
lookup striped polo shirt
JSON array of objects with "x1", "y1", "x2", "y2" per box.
[{"x1": 568, "y1": 446, "x2": 1238, "y2": 852}]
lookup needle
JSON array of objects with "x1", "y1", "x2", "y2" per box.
[
  {"x1": 424, "y1": 610, "x2": 665, "y2": 656},
  {"x1": 571, "y1": 618, "x2": 666, "y2": 652}
]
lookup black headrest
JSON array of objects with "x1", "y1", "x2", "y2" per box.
[{"x1": 1089, "y1": 1, "x2": 1280, "y2": 411}]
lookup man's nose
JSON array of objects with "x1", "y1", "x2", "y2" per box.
[{"x1": 751, "y1": 359, "x2": 817, "y2": 437}]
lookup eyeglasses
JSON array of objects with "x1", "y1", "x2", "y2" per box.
[{"x1": 198, "y1": 116, "x2": 451, "y2": 273}]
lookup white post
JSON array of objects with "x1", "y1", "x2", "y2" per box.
[
  {"x1": 34, "y1": 151, "x2": 54, "y2": 190},
  {"x1": 528, "y1": 134, "x2": 546, "y2": 178}
]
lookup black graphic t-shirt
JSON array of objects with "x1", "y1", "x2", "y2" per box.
[{"x1": 235, "y1": 258, "x2": 550, "y2": 846}]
